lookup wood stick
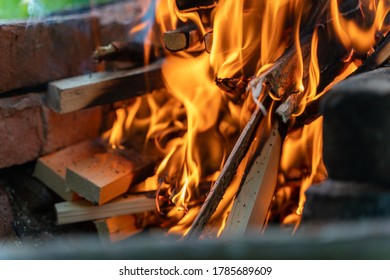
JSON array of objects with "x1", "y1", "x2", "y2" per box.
[
  {"x1": 94, "y1": 214, "x2": 141, "y2": 244},
  {"x1": 65, "y1": 150, "x2": 155, "y2": 205},
  {"x1": 55, "y1": 194, "x2": 155, "y2": 225},
  {"x1": 92, "y1": 41, "x2": 145, "y2": 63},
  {"x1": 222, "y1": 121, "x2": 282, "y2": 238},
  {"x1": 164, "y1": 24, "x2": 202, "y2": 52},
  {"x1": 204, "y1": 30, "x2": 213, "y2": 53},
  {"x1": 185, "y1": 96, "x2": 270, "y2": 240},
  {"x1": 46, "y1": 59, "x2": 165, "y2": 114},
  {"x1": 176, "y1": 0, "x2": 218, "y2": 12},
  {"x1": 33, "y1": 140, "x2": 105, "y2": 201}
]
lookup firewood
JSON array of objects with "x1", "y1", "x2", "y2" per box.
[
  {"x1": 33, "y1": 140, "x2": 105, "y2": 201},
  {"x1": 222, "y1": 121, "x2": 282, "y2": 238},
  {"x1": 176, "y1": 0, "x2": 218, "y2": 12},
  {"x1": 65, "y1": 150, "x2": 156, "y2": 205},
  {"x1": 46, "y1": 59, "x2": 165, "y2": 114},
  {"x1": 94, "y1": 214, "x2": 141, "y2": 243},
  {"x1": 164, "y1": 24, "x2": 202, "y2": 52},
  {"x1": 92, "y1": 41, "x2": 145, "y2": 63},
  {"x1": 185, "y1": 95, "x2": 271, "y2": 240},
  {"x1": 55, "y1": 194, "x2": 155, "y2": 225},
  {"x1": 204, "y1": 30, "x2": 213, "y2": 53}
]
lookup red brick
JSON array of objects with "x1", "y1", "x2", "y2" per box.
[
  {"x1": 42, "y1": 106, "x2": 103, "y2": 154},
  {"x1": 0, "y1": 94, "x2": 44, "y2": 168},
  {"x1": 0, "y1": 15, "x2": 97, "y2": 94}
]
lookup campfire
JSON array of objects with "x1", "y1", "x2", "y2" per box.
[{"x1": 2, "y1": 0, "x2": 389, "y2": 245}]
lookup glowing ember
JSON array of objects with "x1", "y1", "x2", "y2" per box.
[{"x1": 105, "y1": 0, "x2": 390, "y2": 237}]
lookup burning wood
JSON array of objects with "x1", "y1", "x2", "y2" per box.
[
  {"x1": 55, "y1": 194, "x2": 155, "y2": 225},
  {"x1": 222, "y1": 121, "x2": 282, "y2": 237},
  {"x1": 47, "y1": 59, "x2": 165, "y2": 113},
  {"x1": 92, "y1": 41, "x2": 147, "y2": 64},
  {"x1": 30, "y1": 0, "x2": 390, "y2": 241},
  {"x1": 204, "y1": 30, "x2": 213, "y2": 53},
  {"x1": 175, "y1": 0, "x2": 218, "y2": 12},
  {"x1": 163, "y1": 24, "x2": 203, "y2": 52}
]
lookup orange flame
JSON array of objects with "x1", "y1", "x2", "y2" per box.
[
  {"x1": 106, "y1": 0, "x2": 389, "y2": 237},
  {"x1": 330, "y1": 0, "x2": 390, "y2": 53}
]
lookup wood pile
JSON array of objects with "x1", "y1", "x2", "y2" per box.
[{"x1": 33, "y1": 138, "x2": 159, "y2": 243}]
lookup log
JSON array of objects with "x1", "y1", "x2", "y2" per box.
[
  {"x1": 46, "y1": 59, "x2": 165, "y2": 114},
  {"x1": 176, "y1": 0, "x2": 218, "y2": 12},
  {"x1": 94, "y1": 214, "x2": 141, "y2": 244},
  {"x1": 185, "y1": 95, "x2": 271, "y2": 240},
  {"x1": 222, "y1": 121, "x2": 282, "y2": 238},
  {"x1": 33, "y1": 140, "x2": 105, "y2": 201},
  {"x1": 65, "y1": 150, "x2": 156, "y2": 205},
  {"x1": 163, "y1": 24, "x2": 202, "y2": 52},
  {"x1": 55, "y1": 194, "x2": 155, "y2": 225}
]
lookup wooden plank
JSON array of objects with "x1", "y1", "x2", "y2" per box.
[
  {"x1": 65, "y1": 150, "x2": 155, "y2": 205},
  {"x1": 163, "y1": 24, "x2": 202, "y2": 52},
  {"x1": 222, "y1": 122, "x2": 282, "y2": 238},
  {"x1": 46, "y1": 59, "x2": 165, "y2": 114},
  {"x1": 33, "y1": 140, "x2": 105, "y2": 201},
  {"x1": 176, "y1": 0, "x2": 218, "y2": 12},
  {"x1": 94, "y1": 214, "x2": 141, "y2": 244},
  {"x1": 185, "y1": 96, "x2": 271, "y2": 240},
  {"x1": 55, "y1": 194, "x2": 155, "y2": 225}
]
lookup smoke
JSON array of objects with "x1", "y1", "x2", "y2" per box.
[{"x1": 22, "y1": 0, "x2": 45, "y2": 20}]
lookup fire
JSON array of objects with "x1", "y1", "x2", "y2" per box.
[{"x1": 105, "y1": 0, "x2": 389, "y2": 237}]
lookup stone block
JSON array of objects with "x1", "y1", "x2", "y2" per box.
[
  {"x1": 321, "y1": 68, "x2": 390, "y2": 185},
  {"x1": 303, "y1": 180, "x2": 390, "y2": 222}
]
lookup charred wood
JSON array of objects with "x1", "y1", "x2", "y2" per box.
[
  {"x1": 185, "y1": 95, "x2": 272, "y2": 240},
  {"x1": 176, "y1": 0, "x2": 218, "y2": 12}
]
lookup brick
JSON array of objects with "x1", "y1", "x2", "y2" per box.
[
  {"x1": 0, "y1": 92, "x2": 102, "y2": 169},
  {"x1": 0, "y1": 94, "x2": 44, "y2": 168},
  {"x1": 42, "y1": 106, "x2": 102, "y2": 154},
  {"x1": 0, "y1": 15, "x2": 96, "y2": 94},
  {"x1": 321, "y1": 68, "x2": 390, "y2": 185}
]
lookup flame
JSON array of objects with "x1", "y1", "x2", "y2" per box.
[
  {"x1": 105, "y1": 0, "x2": 389, "y2": 237},
  {"x1": 330, "y1": 0, "x2": 390, "y2": 54}
]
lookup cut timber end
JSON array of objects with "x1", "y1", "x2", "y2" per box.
[
  {"x1": 94, "y1": 214, "x2": 141, "y2": 244},
  {"x1": 65, "y1": 151, "x2": 155, "y2": 205},
  {"x1": 47, "y1": 59, "x2": 165, "y2": 114},
  {"x1": 33, "y1": 140, "x2": 105, "y2": 201},
  {"x1": 163, "y1": 25, "x2": 202, "y2": 52},
  {"x1": 222, "y1": 122, "x2": 282, "y2": 238},
  {"x1": 55, "y1": 194, "x2": 155, "y2": 225}
]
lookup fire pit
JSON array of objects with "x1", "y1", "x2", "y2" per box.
[{"x1": 0, "y1": 0, "x2": 389, "y2": 257}]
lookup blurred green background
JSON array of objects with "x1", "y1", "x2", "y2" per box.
[{"x1": 0, "y1": 0, "x2": 116, "y2": 19}]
